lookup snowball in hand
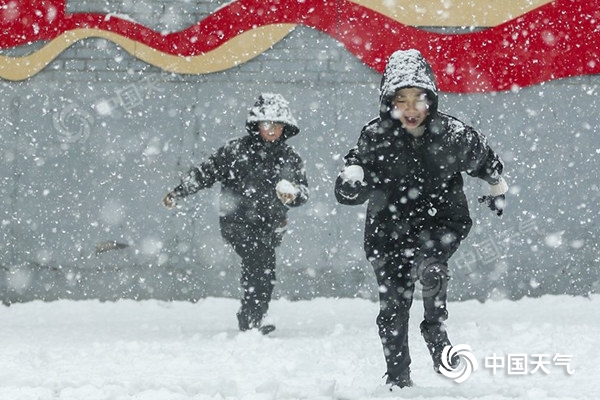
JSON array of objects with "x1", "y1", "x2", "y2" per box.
[
  {"x1": 276, "y1": 179, "x2": 297, "y2": 204},
  {"x1": 276, "y1": 179, "x2": 297, "y2": 195},
  {"x1": 340, "y1": 165, "x2": 364, "y2": 184}
]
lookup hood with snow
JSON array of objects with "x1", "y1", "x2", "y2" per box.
[
  {"x1": 246, "y1": 93, "x2": 299, "y2": 141},
  {"x1": 379, "y1": 49, "x2": 439, "y2": 124}
]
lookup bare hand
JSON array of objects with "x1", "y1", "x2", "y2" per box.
[
  {"x1": 163, "y1": 192, "x2": 177, "y2": 209},
  {"x1": 277, "y1": 191, "x2": 296, "y2": 205},
  {"x1": 276, "y1": 180, "x2": 297, "y2": 205}
]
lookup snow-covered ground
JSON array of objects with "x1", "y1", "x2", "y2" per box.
[{"x1": 1, "y1": 295, "x2": 598, "y2": 399}]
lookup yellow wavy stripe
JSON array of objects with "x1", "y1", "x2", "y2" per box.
[
  {"x1": 0, "y1": 0, "x2": 555, "y2": 80},
  {"x1": 0, "y1": 25, "x2": 297, "y2": 81},
  {"x1": 352, "y1": 0, "x2": 554, "y2": 27}
]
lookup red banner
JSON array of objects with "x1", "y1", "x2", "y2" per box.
[{"x1": 1, "y1": 0, "x2": 598, "y2": 92}]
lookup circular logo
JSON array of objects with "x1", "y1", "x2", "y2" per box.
[
  {"x1": 439, "y1": 344, "x2": 478, "y2": 383},
  {"x1": 415, "y1": 258, "x2": 449, "y2": 299},
  {"x1": 52, "y1": 103, "x2": 94, "y2": 143}
]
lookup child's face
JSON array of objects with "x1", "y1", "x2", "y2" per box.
[
  {"x1": 258, "y1": 121, "x2": 284, "y2": 142},
  {"x1": 391, "y1": 88, "x2": 430, "y2": 129}
]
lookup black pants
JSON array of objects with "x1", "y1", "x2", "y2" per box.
[
  {"x1": 222, "y1": 222, "x2": 282, "y2": 330},
  {"x1": 371, "y1": 234, "x2": 462, "y2": 380}
]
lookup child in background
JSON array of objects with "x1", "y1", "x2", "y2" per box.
[
  {"x1": 164, "y1": 93, "x2": 309, "y2": 335},
  {"x1": 335, "y1": 49, "x2": 507, "y2": 389}
]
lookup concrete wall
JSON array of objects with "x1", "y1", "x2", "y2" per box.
[{"x1": 1, "y1": 1, "x2": 599, "y2": 303}]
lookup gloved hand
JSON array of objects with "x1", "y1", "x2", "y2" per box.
[
  {"x1": 163, "y1": 191, "x2": 178, "y2": 209},
  {"x1": 478, "y1": 194, "x2": 505, "y2": 216},
  {"x1": 276, "y1": 179, "x2": 297, "y2": 205}
]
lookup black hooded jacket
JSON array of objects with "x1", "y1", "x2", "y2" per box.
[
  {"x1": 174, "y1": 94, "x2": 309, "y2": 239},
  {"x1": 335, "y1": 50, "x2": 504, "y2": 260}
]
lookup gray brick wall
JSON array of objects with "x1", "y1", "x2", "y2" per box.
[{"x1": 1, "y1": 3, "x2": 599, "y2": 303}]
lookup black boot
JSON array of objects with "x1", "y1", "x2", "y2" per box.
[
  {"x1": 420, "y1": 321, "x2": 459, "y2": 373},
  {"x1": 236, "y1": 310, "x2": 253, "y2": 331},
  {"x1": 237, "y1": 310, "x2": 276, "y2": 335},
  {"x1": 258, "y1": 324, "x2": 276, "y2": 335},
  {"x1": 385, "y1": 369, "x2": 413, "y2": 390}
]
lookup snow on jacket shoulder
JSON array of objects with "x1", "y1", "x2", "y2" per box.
[
  {"x1": 174, "y1": 135, "x2": 308, "y2": 231},
  {"x1": 335, "y1": 49, "x2": 503, "y2": 208},
  {"x1": 335, "y1": 111, "x2": 503, "y2": 207},
  {"x1": 335, "y1": 49, "x2": 505, "y2": 258}
]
